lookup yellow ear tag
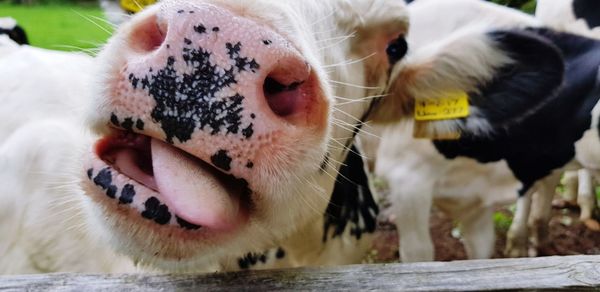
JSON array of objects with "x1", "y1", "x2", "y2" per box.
[
  {"x1": 413, "y1": 91, "x2": 470, "y2": 140},
  {"x1": 414, "y1": 91, "x2": 470, "y2": 121},
  {"x1": 120, "y1": 0, "x2": 157, "y2": 13}
]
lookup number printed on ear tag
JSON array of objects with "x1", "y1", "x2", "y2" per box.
[
  {"x1": 414, "y1": 91, "x2": 470, "y2": 121},
  {"x1": 120, "y1": 0, "x2": 157, "y2": 13}
]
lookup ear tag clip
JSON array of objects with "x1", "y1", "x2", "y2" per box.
[
  {"x1": 120, "y1": 0, "x2": 157, "y2": 13},
  {"x1": 413, "y1": 91, "x2": 470, "y2": 140}
]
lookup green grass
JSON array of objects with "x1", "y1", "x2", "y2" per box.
[{"x1": 0, "y1": 3, "x2": 113, "y2": 52}]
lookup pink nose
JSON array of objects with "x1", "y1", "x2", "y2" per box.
[
  {"x1": 106, "y1": 3, "x2": 328, "y2": 182},
  {"x1": 116, "y1": 4, "x2": 326, "y2": 144}
]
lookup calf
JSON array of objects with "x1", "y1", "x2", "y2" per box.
[
  {"x1": 2, "y1": 0, "x2": 411, "y2": 273},
  {"x1": 373, "y1": 0, "x2": 600, "y2": 261},
  {"x1": 0, "y1": 17, "x2": 28, "y2": 45},
  {"x1": 537, "y1": 0, "x2": 600, "y2": 233}
]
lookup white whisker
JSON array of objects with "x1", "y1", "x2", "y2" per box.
[
  {"x1": 330, "y1": 80, "x2": 382, "y2": 90},
  {"x1": 72, "y1": 10, "x2": 112, "y2": 35},
  {"x1": 323, "y1": 53, "x2": 376, "y2": 69}
]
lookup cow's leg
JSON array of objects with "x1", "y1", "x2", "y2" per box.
[
  {"x1": 580, "y1": 169, "x2": 600, "y2": 231},
  {"x1": 460, "y1": 206, "x2": 495, "y2": 260},
  {"x1": 561, "y1": 170, "x2": 579, "y2": 205},
  {"x1": 528, "y1": 172, "x2": 561, "y2": 256},
  {"x1": 505, "y1": 187, "x2": 534, "y2": 257},
  {"x1": 389, "y1": 173, "x2": 435, "y2": 263}
]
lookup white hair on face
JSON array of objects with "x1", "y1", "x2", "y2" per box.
[{"x1": 0, "y1": 17, "x2": 17, "y2": 30}]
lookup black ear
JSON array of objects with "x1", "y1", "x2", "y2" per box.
[
  {"x1": 373, "y1": 28, "x2": 565, "y2": 139},
  {"x1": 12, "y1": 25, "x2": 29, "y2": 45},
  {"x1": 467, "y1": 29, "x2": 565, "y2": 127},
  {"x1": 323, "y1": 145, "x2": 378, "y2": 242}
]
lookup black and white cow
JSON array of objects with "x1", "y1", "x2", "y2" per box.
[
  {"x1": 0, "y1": 17, "x2": 28, "y2": 45},
  {"x1": 537, "y1": 0, "x2": 600, "y2": 233},
  {"x1": 373, "y1": 0, "x2": 600, "y2": 261},
  {"x1": 537, "y1": 0, "x2": 600, "y2": 32}
]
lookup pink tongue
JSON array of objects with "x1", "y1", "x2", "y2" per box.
[{"x1": 151, "y1": 139, "x2": 241, "y2": 231}]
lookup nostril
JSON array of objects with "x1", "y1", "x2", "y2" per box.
[
  {"x1": 129, "y1": 15, "x2": 167, "y2": 53},
  {"x1": 262, "y1": 57, "x2": 311, "y2": 118},
  {"x1": 264, "y1": 77, "x2": 304, "y2": 117}
]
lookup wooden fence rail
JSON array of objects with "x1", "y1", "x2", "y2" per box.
[{"x1": 1, "y1": 255, "x2": 599, "y2": 291}]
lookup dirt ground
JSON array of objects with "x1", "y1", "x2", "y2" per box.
[{"x1": 370, "y1": 203, "x2": 600, "y2": 263}]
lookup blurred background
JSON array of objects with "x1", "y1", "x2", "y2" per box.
[{"x1": 0, "y1": 0, "x2": 536, "y2": 52}]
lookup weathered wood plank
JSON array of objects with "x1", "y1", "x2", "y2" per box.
[{"x1": 0, "y1": 255, "x2": 599, "y2": 291}]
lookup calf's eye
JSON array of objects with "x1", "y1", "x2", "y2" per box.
[{"x1": 386, "y1": 35, "x2": 408, "y2": 65}]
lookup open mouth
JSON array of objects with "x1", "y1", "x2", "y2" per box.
[{"x1": 86, "y1": 129, "x2": 251, "y2": 232}]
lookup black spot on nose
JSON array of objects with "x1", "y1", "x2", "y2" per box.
[
  {"x1": 386, "y1": 35, "x2": 408, "y2": 65},
  {"x1": 211, "y1": 150, "x2": 232, "y2": 171},
  {"x1": 194, "y1": 24, "x2": 206, "y2": 34}
]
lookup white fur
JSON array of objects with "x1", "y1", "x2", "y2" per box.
[
  {"x1": 371, "y1": 121, "x2": 518, "y2": 262},
  {"x1": 0, "y1": 17, "x2": 17, "y2": 30}
]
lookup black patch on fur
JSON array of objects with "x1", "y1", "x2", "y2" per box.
[
  {"x1": 177, "y1": 9, "x2": 184, "y2": 14},
  {"x1": 246, "y1": 161, "x2": 254, "y2": 169},
  {"x1": 573, "y1": 0, "x2": 600, "y2": 29},
  {"x1": 434, "y1": 28, "x2": 600, "y2": 195},
  {"x1": 262, "y1": 40, "x2": 272, "y2": 45},
  {"x1": 386, "y1": 35, "x2": 408, "y2": 65},
  {"x1": 211, "y1": 150, "x2": 232, "y2": 171},
  {"x1": 323, "y1": 145, "x2": 379, "y2": 242},
  {"x1": 176, "y1": 216, "x2": 202, "y2": 230},
  {"x1": 87, "y1": 168, "x2": 93, "y2": 179},
  {"x1": 212, "y1": 27, "x2": 220, "y2": 32},
  {"x1": 250, "y1": 113, "x2": 256, "y2": 119},
  {"x1": 131, "y1": 39, "x2": 258, "y2": 143},
  {"x1": 194, "y1": 24, "x2": 206, "y2": 34},
  {"x1": 275, "y1": 247, "x2": 285, "y2": 259},
  {"x1": 237, "y1": 252, "x2": 268, "y2": 270},
  {"x1": 466, "y1": 29, "x2": 565, "y2": 126},
  {"x1": 119, "y1": 184, "x2": 136, "y2": 204},
  {"x1": 141, "y1": 197, "x2": 172, "y2": 225},
  {"x1": 0, "y1": 24, "x2": 29, "y2": 45}
]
